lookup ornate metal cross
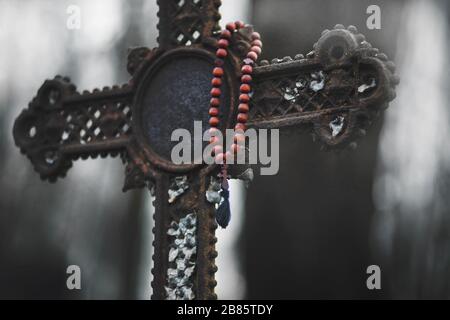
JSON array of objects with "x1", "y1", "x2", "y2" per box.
[{"x1": 13, "y1": 0, "x2": 398, "y2": 300}]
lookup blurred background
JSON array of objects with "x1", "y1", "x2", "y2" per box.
[{"x1": 0, "y1": 0, "x2": 449, "y2": 299}]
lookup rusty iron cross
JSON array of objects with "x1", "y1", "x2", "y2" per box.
[{"x1": 13, "y1": 0, "x2": 398, "y2": 300}]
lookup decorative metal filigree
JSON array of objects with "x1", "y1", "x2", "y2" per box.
[
  {"x1": 13, "y1": 76, "x2": 133, "y2": 182},
  {"x1": 206, "y1": 176, "x2": 222, "y2": 204},
  {"x1": 168, "y1": 176, "x2": 189, "y2": 203},
  {"x1": 165, "y1": 213, "x2": 197, "y2": 300}
]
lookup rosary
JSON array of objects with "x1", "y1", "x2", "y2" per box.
[{"x1": 208, "y1": 21, "x2": 263, "y2": 228}]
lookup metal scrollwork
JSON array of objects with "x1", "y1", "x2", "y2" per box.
[{"x1": 13, "y1": 76, "x2": 133, "y2": 181}]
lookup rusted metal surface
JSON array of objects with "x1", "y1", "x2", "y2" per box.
[{"x1": 12, "y1": 1, "x2": 397, "y2": 300}]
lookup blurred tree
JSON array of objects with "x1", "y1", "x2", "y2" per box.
[
  {"x1": 242, "y1": 0, "x2": 405, "y2": 299},
  {"x1": 0, "y1": 0, "x2": 157, "y2": 299},
  {"x1": 372, "y1": 0, "x2": 450, "y2": 299}
]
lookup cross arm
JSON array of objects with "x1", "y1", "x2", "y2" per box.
[
  {"x1": 249, "y1": 25, "x2": 399, "y2": 149},
  {"x1": 13, "y1": 76, "x2": 134, "y2": 181}
]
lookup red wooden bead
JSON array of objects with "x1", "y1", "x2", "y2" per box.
[
  {"x1": 210, "y1": 97, "x2": 220, "y2": 107},
  {"x1": 241, "y1": 74, "x2": 252, "y2": 83},
  {"x1": 209, "y1": 127, "x2": 220, "y2": 135},
  {"x1": 209, "y1": 107, "x2": 219, "y2": 116},
  {"x1": 237, "y1": 113, "x2": 249, "y2": 123},
  {"x1": 235, "y1": 21, "x2": 245, "y2": 29},
  {"x1": 207, "y1": 25, "x2": 261, "y2": 142},
  {"x1": 218, "y1": 38, "x2": 229, "y2": 48},
  {"x1": 221, "y1": 29, "x2": 232, "y2": 39},
  {"x1": 238, "y1": 103, "x2": 249, "y2": 113},
  {"x1": 241, "y1": 65, "x2": 253, "y2": 74},
  {"x1": 252, "y1": 39, "x2": 263, "y2": 48},
  {"x1": 211, "y1": 77, "x2": 222, "y2": 87},
  {"x1": 240, "y1": 84, "x2": 251, "y2": 93},
  {"x1": 215, "y1": 152, "x2": 225, "y2": 164},
  {"x1": 234, "y1": 133, "x2": 246, "y2": 143},
  {"x1": 251, "y1": 32, "x2": 261, "y2": 40},
  {"x1": 211, "y1": 87, "x2": 221, "y2": 97},
  {"x1": 209, "y1": 117, "x2": 220, "y2": 127},
  {"x1": 213, "y1": 67, "x2": 223, "y2": 77},
  {"x1": 210, "y1": 136, "x2": 220, "y2": 144},
  {"x1": 213, "y1": 145, "x2": 223, "y2": 155},
  {"x1": 231, "y1": 143, "x2": 240, "y2": 154},
  {"x1": 239, "y1": 94, "x2": 250, "y2": 103},
  {"x1": 225, "y1": 151, "x2": 233, "y2": 162},
  {"x1": 251, "y1": 46, "x2": 262, "y2": 55},
  {"x1": 226, "y1": 22, "x2": 236, "y2": 32},
  {"x1": 247, "y1": 51, "x2": 258, "y2": 61},
  {"x1": 216, "y1": 48, "x2": 228, "y2": 58}
]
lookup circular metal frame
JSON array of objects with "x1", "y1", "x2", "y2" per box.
[{"x1": 132, "y1": 46, "x2": 238, "y2": 173}]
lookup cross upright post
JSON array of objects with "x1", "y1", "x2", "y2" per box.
[{"x1": 12, "y1": 0, "x2": 398, "y2": 300}]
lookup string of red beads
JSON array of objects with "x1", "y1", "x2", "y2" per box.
[{"x1": 208, "y1": 21, "x2": 262, "y2": 164}]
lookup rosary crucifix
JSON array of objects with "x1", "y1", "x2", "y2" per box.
[{"x1": 13, "y1": 0, "x2": 398, "y2": 299}]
